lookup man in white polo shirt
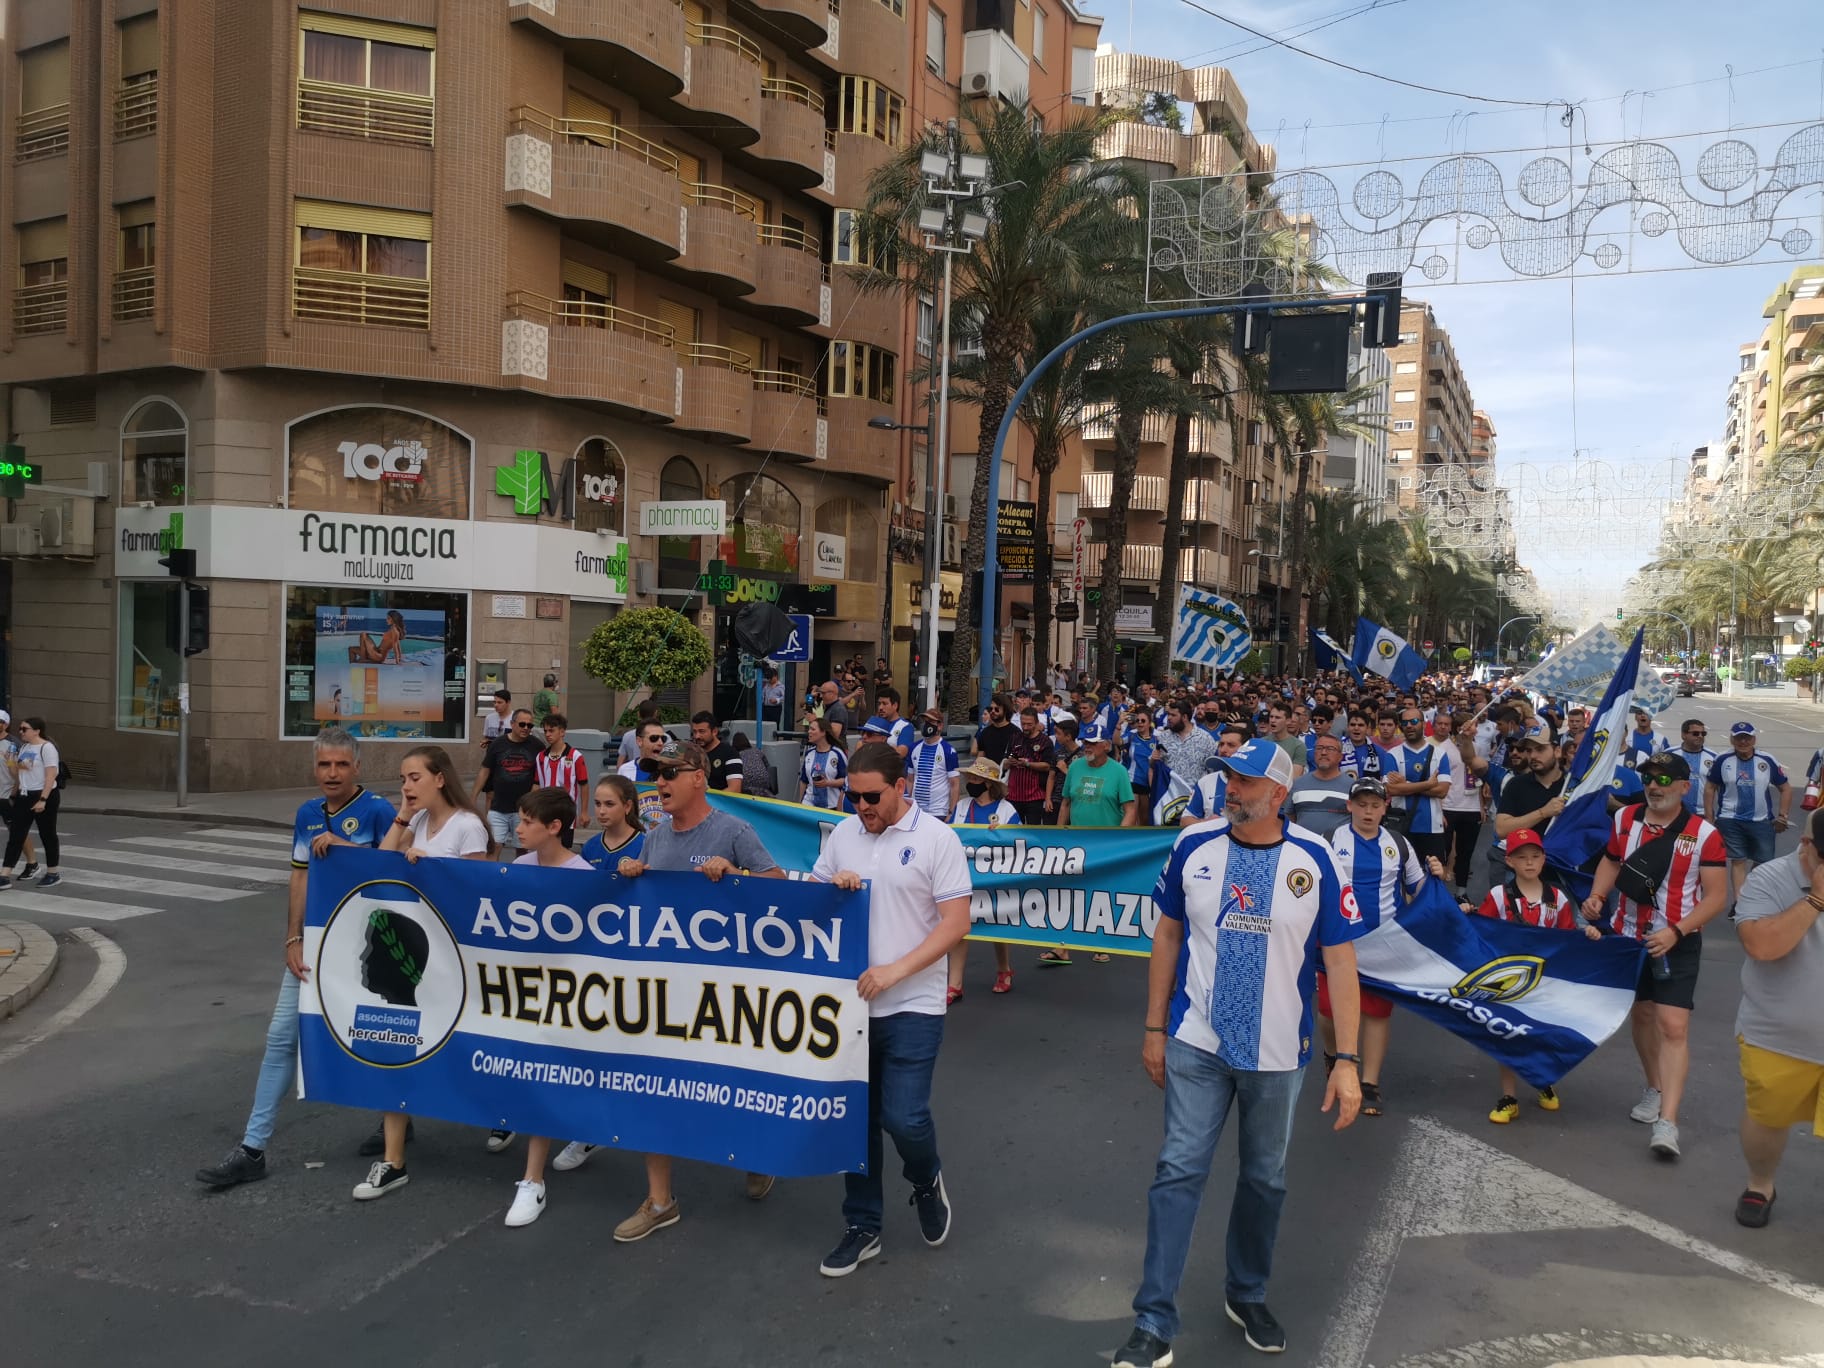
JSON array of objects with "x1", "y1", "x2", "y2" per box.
[{"x1": 809, "y1": 745, "x2": 973, "y2": 1279}]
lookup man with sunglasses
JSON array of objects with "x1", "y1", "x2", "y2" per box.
[
  {"x1": 615, "y1": 741, "x2": 783, "y2": 1241},
  {"x1": 1673, "y1": 720, "x2": 1717, "y2": 815},
  {"x1": 811, "y1": 747, "x2": 972, "y2": 1278},
  {"x1": 1385, "y1": 708, "x2": 1453, "y2": 859},
  {"x1": 475, "y1": 707, "x2": 542, "y2": 853}
]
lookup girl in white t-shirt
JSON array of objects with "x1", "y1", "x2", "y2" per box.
[
  {"x1": 0, "y1": 717, "x2": 61, "y2": 888},
  {"x1": 356, "y1": 746, "x2": 494, "y2": 1203}
]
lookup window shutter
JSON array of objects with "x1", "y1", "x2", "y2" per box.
[
  {"x1": 299, "y1": 12, "x2": 435, "y2": 47},
  {"x1": 562, "y1": 259, "x2": 612, "y2": 298},
  {"x1": 564, "y1": 87, "x2": 617, "y2": 128},
  {"x1": 20, "y1": 42, "x2": 71, "y2": 111},
  {"x1": 726, "y1": 327, "x2": 765, "y2": 370},
  {"x1": 666, "y1": 144, "x2": 702, "y2": 187},
  {"x1": 295, "y1": 199, "x2": 431, "y2": 239},
  {"x1": 682, "y1": 0, "x2": 708, "y2": 31},
  {"x1": 18, "y1": 218, "x2": 68, "y2": 263},
  {"x1": 117, "y1": 199, "x2": 156, "y2": 228},
  {"x1": 656, "y1": 298, "x2": 700, "y2": 346},
  {"x1": 120, "y1": 15, "x2": 159, "y2": 78}
]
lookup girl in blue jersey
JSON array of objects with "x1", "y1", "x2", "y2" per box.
[
  {"x1": 1122, "y1": 707, "x2": 1158, "y2": 825},
  {"x1": 580, "y1": 775, "x2": 645, "y2": 869},
  {"x1": 798, "y1": 716, "x2": 849, "y2": 811}
]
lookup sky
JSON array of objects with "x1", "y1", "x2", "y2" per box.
[{"x1": 1110, "y1": 0, "x2": 1824, "y2": 627}]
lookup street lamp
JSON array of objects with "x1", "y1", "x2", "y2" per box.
[
  {"x1": 1245, "y1": 547, "x2": 1283, "y2": 673},
  {"x1": 870, "y1": 413, "x2": 942, "y2": 710}
]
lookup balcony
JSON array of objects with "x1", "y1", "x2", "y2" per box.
[
  {"x1": 297, "y1": 78, "x2": 434, "y2": 147},
  {"x1": 1081, "y1": 406, "x2": 1173, "y2": 445},
  {"x1": 750, "y1": 371, "x2": 826, "y2": 461},
  {"x1": 743, "y1": 0, "x2": 830, "y2": 46},
  {"x1": 1188, "y1": 132, "x2": 1244, "y2": 178},
  {"x1": 680, "y1": 23, "x2": 762, "y2": 148},
  {"x1": 1186, "y1": 64, "x2": 1248, "y2": 129},
  {"x1": 821, "y1": 396, "x2": 897, "y2": 486},
  {"x1": 749, "y1": 224, "x2": 822, "y2": 323},
  {"x1": 1095, "y1": 120, "x2": 1183, "y2": 172},
  {"x1": 1084, "y1": 541, "x2": 1221, "y2": 585},
  {"x1": 112, "y1": 268, "x2": 155, "y2": 323},
  {"x1": 1082, "y1": 472, "x2": 1166, "y2": 513},
  {"x1": 679, "y1": 184, "x2": 759, "y2": 296},
  {"x1": 17, "y1": 105, "x2": 69, "y2": 162},
  {"x1": 838, "y1": 0, "x2": 908, "y2": 87},
  {"x1": 509, "y1": 0, "x2": 686, "y2": 101},
  {"x1": 750, "y1": 78, "x2": 826, "y2": 189},
  {"x1": 675, "y1": 344, "x2": 754, "y2": 443},
  {"x1": 507, "y1": 108, "x2": 683, "y2": 262},
  {"x1": 13, "y1": 282, "x2": 68, "y2": 336},
  {"x1": 823, "y1": 266, "x2": 897, "y2": 350},
  {"x1": 502, "y1": 291, "x2": 679, "y2": 423},
  {"x1": 115, "y1": 77, "x2": 158, "y2": 139},
  {"x1": 293, "y1": 268, "x2": 429, "y2": 329}
]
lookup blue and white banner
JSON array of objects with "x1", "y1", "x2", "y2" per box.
[
  {"x1": 1352, "y1": 616, "x2": 1427, "y2": 691},
  {"x1": 1171, "y1": 585, "x2": 1253, "y2": 669},
  {"x1": 1310, "y1": 627, "x2": 1363, "y2": 681},
  {"x1": 1545, "y1": 628, "x2": 1644, "y2": 898},
  {"x1": 708, "y1": 792, "x2": 1179, "y2": 957},
  {"x1": 299, "y1": 848, "x2": 870, "y2": 1177},
  {"x1": 1521, "y1": 624, "x2": 1675, "y2": 715},
  {"x1": 1354, "y1": 880, "x2": 1646, "y2": 1089}
]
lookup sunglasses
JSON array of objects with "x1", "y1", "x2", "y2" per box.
[
  {"x1": 657, "y1": 764, "x2": 702, "y2": 776},
  {"x1": 845, "y1": 786, "x2": 889, "y2": 805},
  {"x1": 1685, "y1": 729, "x2": 1706, "y2": 736},
  {"x1": 1644, "y1": 773, "x2": 1682, "y2": 787}
]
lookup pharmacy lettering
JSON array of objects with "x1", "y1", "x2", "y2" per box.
[{"x1": 298, "y1": 512, "x2": 460, "y2": 561}]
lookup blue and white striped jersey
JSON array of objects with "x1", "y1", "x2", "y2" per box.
[
  {"x1": 905, "y1": 738, "x2": 960, "y2": 819},
  {"x1": 1709, "y1": 750, "x2": 1790, "y2": 822},
  {"x1": 1390, "y1": 742, "x2": 1452, "y2": 835},
  {"x1": 1156, "y1": 820, "x2": 1365, "y2": 1071},
  {"x1": 1328, "y1": 823, "x2": 1425, "y2": 932}
]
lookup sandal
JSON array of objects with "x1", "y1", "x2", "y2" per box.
[
  {"x1": 945, "y1": 985, "x2": 963, "y2": 1005},
  {"x1": 1360, "y1": 1082, "x2": 1383, "y2": 1117},
  {"x1": 992, "y1": 969, "x2": 1013, "y2": 994},
  {"x1": 1037, "y1": 950, "x2": 1071, "y2": 967},
  {"x1": 1091, "y1": 953, "x2": 1111, "y2": 963}
]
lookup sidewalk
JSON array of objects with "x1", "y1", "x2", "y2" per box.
[
  {"x1": 0, "y1": 919, "x2": 59, "y2": 1020},
  {"x1": 70, "y1": 786, "x2": 314, "y2": 831}
]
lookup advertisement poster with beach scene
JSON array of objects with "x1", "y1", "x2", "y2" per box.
[{"x1": 313, "y1": 605, "x2": 445, "y2": 736}]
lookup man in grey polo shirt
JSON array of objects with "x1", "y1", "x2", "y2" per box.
[
  {"x1": 1731, "y1": 805, "x2": 1824, "y2": 1228},
  {"x1": 1283, "y1": 733, "x2": 1352, "y2": 839}
]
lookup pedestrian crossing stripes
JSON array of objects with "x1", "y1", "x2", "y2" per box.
[
  {"x1": 2, "y1": 825, "x2": 297, "y2": 921},
  {"x1": 192, "y1": 828, "x2": 295, "y2": 846},
  {"x1": 70, "y1": 846, "x2": 291, "y2": 885}
]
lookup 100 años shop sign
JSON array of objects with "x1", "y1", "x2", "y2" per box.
[{"x1": 299, "y1": 849, "x2": 870, "y2": 1176}]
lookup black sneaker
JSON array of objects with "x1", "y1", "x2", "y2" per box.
[
  {"x1": 485, "y1": 1128, "x2": 516, "y2": 1153},
  {"x1": 1736, "y1": 1187, "x2": 1775, "y2": 1228},
  {"x1": 910, "y1": 1171, "x2": 951, "y2": 1247},
  {"x1": 358, "y1": 1117, "x2": 413, "y2": 1156},
  {"x1": 352, "y1": 1161, "x2": 409, "y2": 1200},
  {"x1": 21, "y1": 862, "x2": 39, "y2": 881},
  {"x1": 1113, "y1": 1327, "x2": 1174, "y2": 1368},
  {"x1": 1226, "y1": 1300, "x2": 1287, "y2": 1353},
  {"x1": 817, "y1": 1225, "x2": 882, "y2": 1278},
  {"x1": 35, "y1": 872, "x2": 60, "y2": 889},
  {"x1": 195, "y1": 1146, "x2": 267, "y2": 1189}
]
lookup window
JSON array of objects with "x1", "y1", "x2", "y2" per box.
[
  {"x1": 826, "y1": 342, "x2": 897, "y2": 402},
  {"x1": 1397, "y1": 331, "x2": 1418, "y2": 345},
  {"x1": 926, "y1": 7, "x2": 946, "y2": 76},
  {"x1": 915, "y1": 295, "x2": 935, "y2": 357},
  {"x1": 1394, "y1": 361, "x2": 1417, "y2": 374},
  {"x1": 1392, "y1": 449, "x2": 1412, "y2": 461},
  {"x1": 117, "y1": 15, "x2": 158, "y2": 138},
  {"x1": 657, "y1": 297, "x2": 701, "y2": 348},
  {"x1": 1070, "y1": 46, "x2": 1095, "y2": 104},
  {"x1": 837, "y1": 76, "x2": 904, "y2": 144},
  {"x1": 298, "y1": 12, "x2": 435, "y2": 146},
  {"x1": 118, "y1": 583, "x2": 183, "y2": 733},
  {"x1": 286, "y1": 405, "x2": 472, "y2": 519},
  {"x1": 1391, "y1": 418, "x2": 1415, "y2": 433},
  {"x1": 574, "y1": 437, "x2": 628, "y2": 535},
  {"x1": 293, "y1": 200, "x2": 431, "y2": 328},
  {"x1": 114, "y1": 200, "x2": 156, "y2": 322},
  {"x1": 18, "y1": 41, "x2": 70, "y2": 160},
  {"x1": 816, "y1": 498, "x2": 879, "y2": 583},
  {"x1": 727, "y1": 326, "x2": 767, "y2": 371},
  {"x1": 873, "y1": 0, "x2": 905, "y2": 14},
  {"x1": 122, "y1": 398, "x2": 187, "y2": 507},
  {"x1": 1032, "y1": 5, "x2": 1046, "y2": 64},
  {"x1": 283, "y1": 586, "x2": 470, "y2": 740},
  {"x1": 1392, "y1": 389, "x2": 1415, "y2": 403},
  {"x1": 830, "y1": 207, "x2": 886, "y2": 268},
  {"x1": 16, "y1": 218, "x2": 68, "y2": 336},
  {"x1": 560, "y1": 259, "x2": 614, "y2": 325},
  {"x1": 719, "y1": 473, "x2": 801, "y2": 574},
  {"x1": 658, "y1": 457, "x2": 703, "y2": 566}
]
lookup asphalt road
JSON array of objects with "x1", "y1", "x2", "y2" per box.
[{"x1": 2, "y1": 700, "x2": 1822, "y2": 1368}]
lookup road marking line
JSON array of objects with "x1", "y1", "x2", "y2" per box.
[
  {"x1": 0, "y1": 890, "x2": 159, "y2": 921},
  {"x1": 116, "y1": 836, "x2": 303, "y2": 861},
  {"x1": 190, "y1": 828, "x2": 295, "y2": 846},
  {"x1": 51, "y1": 867, "x2": 254, "y2": 902},
  {"x1": 72, "y1": 847, "x2": 290, "y2": 885},
  {"x1": 0, "y1": 927, "x2": 127, "y2": 1066}
]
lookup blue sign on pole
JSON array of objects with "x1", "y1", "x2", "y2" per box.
[{"x1": 773, "y1": 614, "x2": 813, "y2": 663}]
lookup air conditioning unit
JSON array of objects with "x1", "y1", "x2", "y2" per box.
[
  {"x1": 37, "y1": 497, "x2": 96, "y2": 558},
  {"x1": 0, "y1": 525, "x2": 42, "y2": 557},
  {"x1": 941, "y1": 520, "x2": 962, "y2": 566},
  {"x1": 943, "y1": 492, "x2": 962, "y2": 519},
  {"x1": 962, "y1": 28, "x2": 1029, "y2": 103}
]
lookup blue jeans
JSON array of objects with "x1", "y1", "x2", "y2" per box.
[
  {"x1": 242, "y1": 969, "x2": 301, "y2": 1151},
  {"x1": 1132, "y1": 1036, "x2": 1304, "y2": 1342},
  {"x1": 843, "y1": 1010, "x2": 945, "y2": 1233}
]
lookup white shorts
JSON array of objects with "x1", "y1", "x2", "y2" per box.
[{"x1": 485, "y1": 809, "x2": 518, "y2": 849}]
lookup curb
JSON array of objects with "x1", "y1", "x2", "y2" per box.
[
  {"x1": 70, "y1": 805, "x2": 292, "y2": 832},
  {"x1": 0, "y1": 920, "x2": 60, "y2": 1020}
]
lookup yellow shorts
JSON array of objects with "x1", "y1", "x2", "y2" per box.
[{"x1": 1739, "y1": 1037, "x2": 1824, "y2": 1135}]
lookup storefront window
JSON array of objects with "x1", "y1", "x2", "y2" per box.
[
  {"x1": 283, "y1": 584, "x2": 469, "y2": 740},
  {"x1": 122, "y1": 397, "x2": 187, "y2": 506},
  {"x1": 574, "y1": 436, "x2": 628, "y2": 535},
  {"x1": 658, "y1": 456, "x2": 702, "y2": 564},
  {"x1": 814, "y1": 497, "x2": 878, "y2": 583},
  {"x1": 719, "y1": 472, "x2": 800, "y2": 574},
  {"x1": 286, "y1": 405, "x2": 471, "y2": 519},
  {"x1": 118, "y1": 581, "x2": 180, "y2": 732}
]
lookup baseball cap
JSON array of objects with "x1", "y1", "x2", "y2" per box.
[
  {"x1": 921, "y1": 707, "x2": 944, "y2": 728},
  {"x1": 1730, "y1": 720, "x2": 1756, "y2": 737},
  {"x1": 1079, "y1": 721, "x2": 1110, "y2": 744},
  {"x1": 1609, "y1": 766, "x2": 1645, "y2": 802},
  {"x1": 1516, "y1": 721, "x2": 1553, "y2": 746},
  {"x1": 861, "y1": 717, "x2": 893, "y2": 735},
  {"x1": 1348, "y1": 776, "x2": 1388, "y2": 800},
  {"x1": 1505, "y1": 828, "x2": 1545, "y2": 853},
  {"x1": 654, "y1": 741, "x2": 707, "y2": 775},
  {"x1": 1638, "y1": 751, "x2": 1691, "y2": 782},
  {"x1": 1216, "y1": 737, "x2": 1295, "y2": 786},
  {"x1": 0, "y1": 709, "x2": 10, "y2": 726}
]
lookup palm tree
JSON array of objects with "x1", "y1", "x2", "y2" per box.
[
  {"x1": 862, "y1": 103, "x2": 1139, "y2": 718},
  {"x1": 1153, "y1": 317, "x2": 1237, "y2": 643},
  {"x1": 1296, "y1": 491, "x2": 1408, "y2": 635}
]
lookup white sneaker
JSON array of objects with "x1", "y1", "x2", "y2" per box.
[
  {"x1": 505, "y1": 1179, "x2": 546, "y2": 1227},
  {"x1": 1629, "y1": 1086, "x2": 1662, "y2": 1124},
  {"x1": 552, "y1": 1141, "x2": 597, "y2": 1173},
  {"x1": 1649, "y1": 1119, "x2": 1681, "y2": 1158}
]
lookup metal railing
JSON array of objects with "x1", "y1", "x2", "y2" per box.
[
  {"x1": 115, "y1": 77, "x2": 158, "y2": 139},
  {"x1": 294, "y1": 267, "x2": 430, "y2": 328},
  {"x1": 297, "y1": 78, "x2": 434, "y2": 146},
  {"x1": 756, "y1": 222, "x2": 820, "y2": 253},
  {"x1": 753, "y1": 368, "x2": 816, "y2": 398},
  {"x1": 514, "y1": 107, "x2": 678, "y2": 172},
  {"x1": 685, "y1": 182, "x2": 761, "y2": 220},
  {"x1": 508, "y1": 290, "x2": 675, "y2": 347},
  {"x1": 112, "y1": 268, "x2": 155, "y2": 322},
  {"x1": 686, "y1": 22, "x2": 762, "y2": 64},
  {"x1": 682, "y1": 342, "x2": 753, "y2": 372},
  {"x1": 14, "y1": 281, "x2": 68, "y2": 335},
  {"x1": 17, "y1": 104, "x2": 69, "y2": 161},
  {"x1": 760, "y1": 77, "x2": 825, "y2": 111}
]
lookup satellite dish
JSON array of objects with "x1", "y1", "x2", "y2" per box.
[{"x1": 733, "y1": 601, "x2": 796, "y2": 659}]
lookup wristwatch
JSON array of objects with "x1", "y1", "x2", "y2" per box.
[{"x1": 1332, "y1": 1051, "x2": 1362, "y2": 1066}]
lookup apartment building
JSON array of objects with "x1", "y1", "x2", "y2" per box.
[
  {"x1": 1386, "y1": 300, "x2": 1475, "y2": 511},
  {"x1": 1322, "y1": 334, "x2": 1393, "y2": 522},
  {"x1": 1738, "y1": 264, "x2": 1824, "y2": 486},
  {"x1": 0, "y1": 0, "x2": 1102, "y2": 788}
]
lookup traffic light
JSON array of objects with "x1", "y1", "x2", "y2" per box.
[
  {"x1": 1360, "y1": 271, "x2": 1403, "y2": 349},
  {"x1": 1616, "y1": 608, "x2": 1623, "y2": 620},
  {"x1": 158, "y1": 547, "x2": 197, "y2": 578},
  {"x1": 165, "y1": 584, "x2": 209, "y2": 656}
]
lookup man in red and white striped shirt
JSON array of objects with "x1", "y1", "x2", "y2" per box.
[
  {"x1": 536, "y1": 713, "x2": 590, "y2": 848},
  {"x1": 1582, "y1": 750, "x2": 1728, "y2": 1160}
]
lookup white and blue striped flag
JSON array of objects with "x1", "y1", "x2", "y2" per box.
[
  {"x1": 1171, "y1": 586, "x2": 1253, "y2": 669},
  {"x1": 1351, "y1": 616, "x2": 1427, "y2": 691},
  {"x1": 1354, "y1": 879, "x2": 1646, "y2": 1088},
  {"x1": 1522, "y1": 625, "x2": 1675, "y2": 715},
  {"x1": 1544, "y1": 628, "x2": 1645, "y2": 899},
  {"x1": 1152, "y1": 769, "x2": 1194, "y2": 826}
]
